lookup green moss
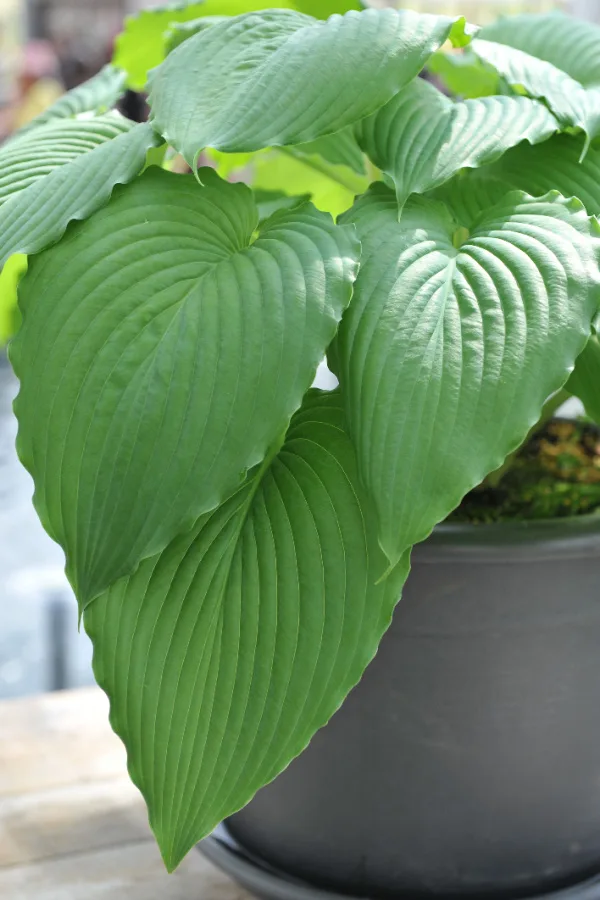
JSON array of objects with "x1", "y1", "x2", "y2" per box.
[{"x1": 450, "y1": 419, "x2": 600, "y2": 524}]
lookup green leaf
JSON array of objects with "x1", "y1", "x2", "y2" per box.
[
  {"x1": 567, "y1": 333, "x2": 600, "y2": 424},
  {"x1": 296, "y1": 128, "x2": 366, "y2": 177},
  {"x1": 165, "y1": 0, "x2": 366, "y2": 53},
  {"x1": 84, "y1": 388, "x2": 409, "y2": 870},
  {"x1": 0, "y1": 121, "x2": 160, "y2": 268},
  {"x1": 165, "y1": 16, "x2": 228, "y2": 52},
  {"x1": 336, "y1": 183, "x2": 600, "y2": 569},
  {"x1": 470, "y1": 38, "x2": 600, "y2": 151},
  {"x1": 149, "y1": 8, "x2": 472, "y2": 161},
  {"x1": 113, "y1": 1, "x2": 208, "y2": 90},
  {"x1": 251, "y1": 188, "x2": 310, "y2": 221},
  {"x1": 208, "y1": 145, "x2": 368, "y2": 218},
  {"x1": 12, "y1": 168, "x2": 359, "y2": 608},
  {"x1": 10, "y1": 66, "x2": 126, "y2": 139},
  {"x1": 480, "y1": 12, "x2": 600, "y2": 88},
  {"x1": 478, "y1": 132, "x2": 600, "y2": 218},
  {"x1": 0, "y1": 254, "x2": 27, "y2": 345},
  {"x1": 427, "y1": 48, "x2": 499, "y2": 98},
  {"x1": 0, "y1": 114, "x2": 134, "y2": 205},
  {"x1": 357, "y1": 77, "x2": 557, "y2": 209}
]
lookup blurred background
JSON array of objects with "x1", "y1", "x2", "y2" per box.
[{"x1": 0, "y1": 0, "x2": 598, "y2": 703}]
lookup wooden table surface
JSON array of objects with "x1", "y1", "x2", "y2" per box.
[{"x1": 0, "y1": 687, "x2": 253, "y2": 899}]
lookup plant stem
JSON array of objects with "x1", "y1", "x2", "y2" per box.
[{"x1": 485, "y1": 388, "x2": 572, "y2": 488}]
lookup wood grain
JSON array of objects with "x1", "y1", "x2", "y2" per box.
[{"x1": 0, "y1": 688, "x2": 253, "y2": 899}]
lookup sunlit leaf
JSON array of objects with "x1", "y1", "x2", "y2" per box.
[
  {"x1": 0, "y1": 254, "x2": 27, "y2": 344},
  {"x1": 336, "y1": 182, "x2": 600, "y2": 569},
  {"x1": 149, "y1": 8, "x2": 472, "y2": 161},
  {"x1": 477, "y1": 132, "x2": 600, "y2": 218},
  {"x1": 470, "y1": 33, "x2": 600, "y2": 151},
  {"x1": 0, "y1": 114, "x2": 134, "y2": 204},
  {"x1": 113, "y1": 0, "x2": 207, "y2": 90},
  {"x1": 427, "y1": 48, "x2": 499, "y2": 98},
  {"x1": 480, "y1": 12, "x2": 600, "y2": 88},
  {"x1": 0, "y1": 122, "x2": 160, "y2": 268}
]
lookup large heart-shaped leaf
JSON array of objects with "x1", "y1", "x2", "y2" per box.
[
  {"x1": 479, "y1": 133, "x2": 600, "y2": 218},
  {"x1": 84, "y1": 388, "x2": 409, "y2": 871},
  {"x1": 0, "y1": 114, "x2": 134, "y2": 205},
  {"x1": 12, "y1": 168, "x2": 359, "y2": 608},
  {"x1": 148, "y1": 8, "x2": 471, "y2": 161},
  {"x1": 357, "y1": 77, "x2": 557, "y2": 208},
  {"x1": 336, "y1": 183, "x2": 600, "y2": 569},
  {"x1": 567, "y1": 332, "x2": 600, "y2": 424},
  {"x1": 0, "y1": 121, "x2": 160, "y2": 268},
  {"x1": 470, "y1": 38, "x2": 600, "y2": 152},
  {"x1": 480, "y1": 12, "x2": 600, "y2": 88},
  {"x1": 10, "y1": 66, "x2": 126, "y2": 140}
]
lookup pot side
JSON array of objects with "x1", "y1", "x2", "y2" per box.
[{"x1": 226, "y1": 516, "x2": 600, "y2": 898}]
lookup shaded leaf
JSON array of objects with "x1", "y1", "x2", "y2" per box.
[
  {"x1": 0, "y1": 121, "x2": 160, "y2": 268},
  {"x1": 12, "y1": 168, "x2": 359, "y2": 608},
  {"x1": 10, "y1": 66, "x2": 126, "y2": 140},
  {"x1": 84, "y1": 388, "x2": 409, "y2": 870},
  {"x1": 148, "y1": 8, "x2": 471, "y2": 161},
  {"x1": 336, "y1": 183, "x2": 600, "y2": 569},
  {"x1": 567, "y1": 333, "x2": 600, "y2": 424},
  {"x1": 357, "y1": 77, "x2": 557, "y2": 208},
  {"x1": 296, "y1": 127, "x2": 366, "y2": 176}
]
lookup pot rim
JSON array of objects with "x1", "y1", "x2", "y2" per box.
[{"x1": 417, "y1": 512, "x2": 600, "y2": 562}]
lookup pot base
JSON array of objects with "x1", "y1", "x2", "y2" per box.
[{"x1": 199, "y1": 825, "x2": 600, "y2": 900}]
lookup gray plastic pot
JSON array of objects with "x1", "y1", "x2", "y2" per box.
[{"x1": 217, "y1": 516, "x2": 600, "y2": 899}]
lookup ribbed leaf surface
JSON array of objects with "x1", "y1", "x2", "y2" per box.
[
  {"x1": 11, "y1": 66, "x2": 126, "y2": 139},
  {"x1": 12, "y1": 168, "x2": 359, "y2": 608},
  {"x1": 148, "y1": 8, "x2": 470, "y2": 160},
  {"x1": 84, "y1": 389, "x2": 409, "y2": 871},
  {"x1": 358, "y1": 77, "x2": 557, "y2": 208},
  {"x1": 0, "y1": 122, "x2": 159, "y2": 267},
  {"x1": 471, "y1": 38, "x2": 600, "y2": 149},
  {"x1": 117, "y1": 0, "x2": 364, "y2": 89},
  {"x1": 482, "y1": 133, "x2": 600, "y2": 218},
  {"x1": 480, "y1": 12, "x2": 600, "y2": 88},
  {"x1": 0, "y1": 114, "x2": 133, "y2": 205},
  {"x1": 337, "y1": 183, "x2": 600, "y2": 568}
]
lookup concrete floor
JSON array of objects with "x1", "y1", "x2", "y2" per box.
[{"x1": 0, "y1": 358, "x2": 94, "y2": 699}]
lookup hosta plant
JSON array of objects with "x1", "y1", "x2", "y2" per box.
[{"x1": 5, "y1": 0, "x2": 600, "y2": 872}]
